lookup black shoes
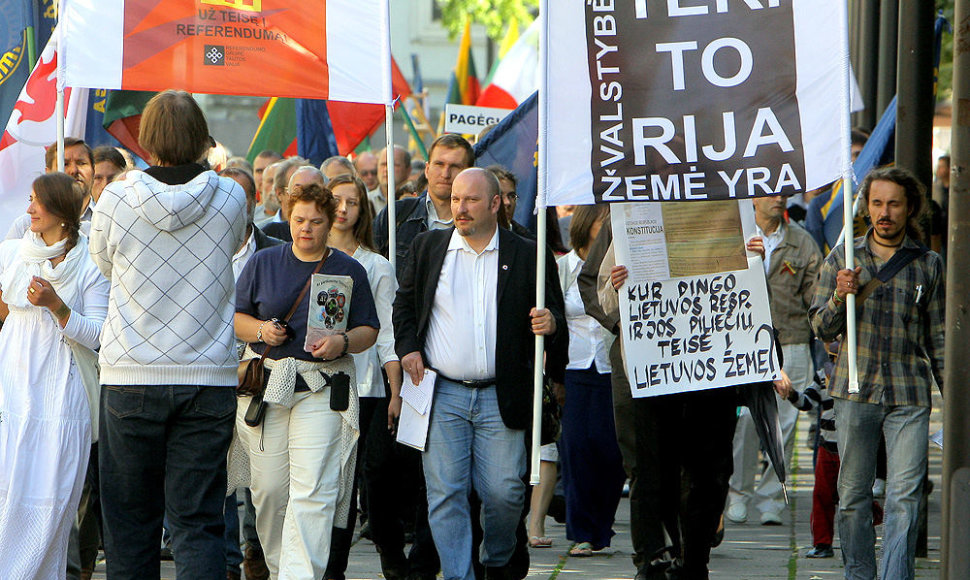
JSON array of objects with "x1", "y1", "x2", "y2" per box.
[{"x1": 805, "y1": 544, "x2": 834, "y2": 558}]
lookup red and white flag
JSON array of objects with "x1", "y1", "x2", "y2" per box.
[
  {"x1": 61, "y1": 0, "x2": 391, "y2": 104},
  {"x1": 0, "y1": 37, "x2": 88, "y2": 237},
  {"x1": 476, "y1": 20, "x2": 539, "y2": 110}
]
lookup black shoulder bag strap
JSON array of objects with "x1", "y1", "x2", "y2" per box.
[{"x1": 855, "y1": 243, "x2": 929, "y2": 310}]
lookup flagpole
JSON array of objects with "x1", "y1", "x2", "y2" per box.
[
  {"x1": 55, "y1": 11, "x2": 64, "y2": 172},
  {"x1": 381, "y1": 0, "x2": 396, "y2": 272},
  {"x1": 839, "y1": 0, "x2": 859, "y2": 393},
  {"x1": 530, "y1": 0, "x2": 550, "y2": 487},
  {"x1": 26, "y1": 26, "x2": 38, "y2": 69}
]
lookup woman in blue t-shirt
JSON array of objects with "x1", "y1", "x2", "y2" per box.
[{"x1": 234, "y1": 181, "x2": 379, "y2": 579}]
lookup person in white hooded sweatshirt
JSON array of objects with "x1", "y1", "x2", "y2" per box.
[{"x1": 89, "y1": 90, "x2": 247, "y2": 580}]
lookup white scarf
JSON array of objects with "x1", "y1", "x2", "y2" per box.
[{"x1": 1, "y1": 231, "x2": 86, "y2": 310}]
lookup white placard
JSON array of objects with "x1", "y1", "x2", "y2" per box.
[
  {"x1": 444, "y1": 104, "x2": 512, "y2": 135},
  {"x1": 611, "y1": 200, "x2": 780, "y2": 397}
]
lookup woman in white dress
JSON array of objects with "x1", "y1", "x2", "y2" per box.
[{"x1": 0, "y1": 173, "x2": 109, "y2": 579}]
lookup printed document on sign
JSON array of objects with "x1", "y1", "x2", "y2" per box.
[{"x1": 397, "y1": 369, "x2": 437, "y2": 451}]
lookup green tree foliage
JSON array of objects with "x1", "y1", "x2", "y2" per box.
[{"x1": 435, "y1": 0, "x2": 537, "y2": 40}]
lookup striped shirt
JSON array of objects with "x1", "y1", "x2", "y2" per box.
[
  {"x1": 809, "y1": 231, "x2": 944, "y2": 407},
  {"x1": 788, "y1": 370, "x2": 837, "y2": 452}
]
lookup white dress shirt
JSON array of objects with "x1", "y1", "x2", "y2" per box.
[
  {"x1": 425, "y1": 195, "x2": 453, "y2": 231},
  {"x1": 232, "y1": 227, "x2": 258, "y2": 281},
  {"x1": 425, "y1": 228, "x2": 498, "y2": 380},
  {"x1": 558, "y1": 251, "x2": 611, "y2": 373},
  {"x1": 756, "y1": 221, "x2": 786, "y2": 273}
]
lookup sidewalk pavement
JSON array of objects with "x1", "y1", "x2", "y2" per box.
[{"x1": 97, "y1": 393, "x2": 943, "y2": 579}]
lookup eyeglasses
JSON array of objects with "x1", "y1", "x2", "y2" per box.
[
  {"x1": 504, "y1": 192, "x2": 518, "y2": 201},
  {"x1": 359, "y1": 169, "x2": 377, "y2": 177}
]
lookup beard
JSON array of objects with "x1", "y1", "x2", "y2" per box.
[
  {"x1": 873, "y1": 219, "x2": 906, "y2": 241},
  {"x1": 456, "y1": 220, "x2": 477, "y2": 237}
]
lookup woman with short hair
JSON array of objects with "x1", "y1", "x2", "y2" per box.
[
  {"x1": 0, "y1": 172, "x2": 109, "y2": 578},
  {"x1": 234, "y1": 181, "x2": 379, "y2": 578}
]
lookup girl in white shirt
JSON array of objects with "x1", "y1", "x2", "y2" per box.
[{"x1": 555, "y1": 205, "x2": 627, "y2": 557}]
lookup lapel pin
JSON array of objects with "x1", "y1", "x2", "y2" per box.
[{"x1": 502, "y1": 264, "x2": 509, "y2": 270}]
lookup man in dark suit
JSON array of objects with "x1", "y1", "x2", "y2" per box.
[{"x1": 393, "y1": 168, "x2": 566, "y2": 580}]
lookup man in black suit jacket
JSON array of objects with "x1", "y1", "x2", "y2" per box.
[{"x1": 393, "y1": 168, "x2": 566, "y2": 580}]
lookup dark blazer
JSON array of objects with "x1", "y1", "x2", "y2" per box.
[
  {"x1": 253, "y1": 224, "x2": 284, "y2": 251},
  {"x1": 393, "y1": 226, "x2": 568, "y2": 430},
  {"x1": 261, "y1": 220, "x2": 292, "y2": 242},
  {"x1": 374, "y1": 194, "x2": 430, "y2": 278}
]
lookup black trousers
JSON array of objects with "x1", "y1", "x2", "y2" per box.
[
  {"x1": 633, "y1": 388, "x2": 738, "y2": 579},
  {"x1": 364, "y1": 396, "x2": 440, "y2": 578}
]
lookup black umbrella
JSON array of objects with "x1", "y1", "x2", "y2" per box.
[{"x1": 738, "y1": 381, "x2": 787, "y2": 492}]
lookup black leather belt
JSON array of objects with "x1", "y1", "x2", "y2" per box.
[{"x1": 439, "y1": 374, "x2": 496, "y2": 389}]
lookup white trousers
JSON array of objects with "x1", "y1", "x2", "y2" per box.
[
  {"x1": 728, "y1": 343, "x2": 811, "y2": 515},
  {"x1": 237, "y1": 389, "x2": 343, "y2": 580}
]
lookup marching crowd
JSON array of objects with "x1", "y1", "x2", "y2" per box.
[{"x1": 0, "y1": 89, "x2": 946, "y2": 580}]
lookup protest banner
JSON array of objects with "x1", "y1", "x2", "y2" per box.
[
  {"x1": 544, "y1": 0, "x2": 848, "y2": 205},
  {"x1": 444, "y1": 103, "x2": 510, "y2": 135},
  {"x1": 610, "y1": 199, "x2": 781, "y2": 396},
  {"x1": 61, "y1": 0, "x2": 390, "y2": 104}
]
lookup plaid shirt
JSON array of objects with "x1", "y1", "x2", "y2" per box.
[{"x1": 809, "y1": 231, "x2": 944, "y2": 407}]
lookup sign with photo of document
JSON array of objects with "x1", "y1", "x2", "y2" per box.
[
  {"x1": 305, "y1": 274, "x2": 353, "y2": 353},
  {"x1": 611, "y1": 199, "x2": 780, "y2": 397}
]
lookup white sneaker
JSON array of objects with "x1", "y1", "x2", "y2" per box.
[
  {"x1": 760, "y1": 511, "x2": 783, "y2": 526},
  {"x1": 725, "y1": 502, "x2": 748, "y2": 523},
  {"x1": 873, "y1": 478, "x2": 886, "y2": 498}
]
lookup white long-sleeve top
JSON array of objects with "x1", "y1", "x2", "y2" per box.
[
  {"x1": 351, "y1": 247, "x2": 398, "y2": 397},
  {"x1": 558, "y1": 250, "x2": 611, "y2": 373}
]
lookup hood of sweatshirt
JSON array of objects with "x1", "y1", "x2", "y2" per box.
[{"x1": 128, "y1": 169, "x2": 220, "y2": 232}]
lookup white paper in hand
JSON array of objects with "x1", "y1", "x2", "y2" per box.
[
  {"x1": 397, "y1": 369, "x2": 437, "y2": 451},
  {"x1": 401, "y1": 369, "x2": 435, "y2": 414}
]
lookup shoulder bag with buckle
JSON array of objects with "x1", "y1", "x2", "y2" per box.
[{"x1": 237, "y1": 252, "x2": 328, "y2": 397}]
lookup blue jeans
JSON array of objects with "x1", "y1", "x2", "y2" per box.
[
  {"x1": 99, "y1": 385, "x2": 236, "y2": 580},
  {"x1": 835, "y1": 399, "x2": 929, "y2": 580},
  {"x1": 224, "y1": 491, "x2": 243, "y2": 573},
  {"x1": 423, "y1": 380, "x2": 526, "y2": 580}
]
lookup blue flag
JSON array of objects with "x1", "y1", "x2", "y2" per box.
[
  {"x1": 806, "y1": 96, "x2": 897, "y2": 252},
  {"x1": 805, "y1": 14, "x2": 948, "y2": 253},
  {"x1": 1, "y1": 0, "x2": 32, "y2": 128},
  {"x1": 83, "y1": 89, "x2": 123, "y2": 149},
  {"x1": 296, "y1": 99, "x2": 338, "y2": 167},
  {"x1": 474, "y1": 91, "x2": 538, "y2": 230}
]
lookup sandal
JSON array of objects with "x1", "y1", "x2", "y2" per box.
[
  {"x1": 529, "y1": 536, "x2": 553, "y2": 548},
  {"x1": 569, "y1": 542, "x2": 593, "y2": 557}
]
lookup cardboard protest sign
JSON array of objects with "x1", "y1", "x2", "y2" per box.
[
  {"x1": 610, "y1": 200, "x2": 781, "y2": 396},
  {"x1": 546, "y1": 0, "x2": 847, "y2": 205}
]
